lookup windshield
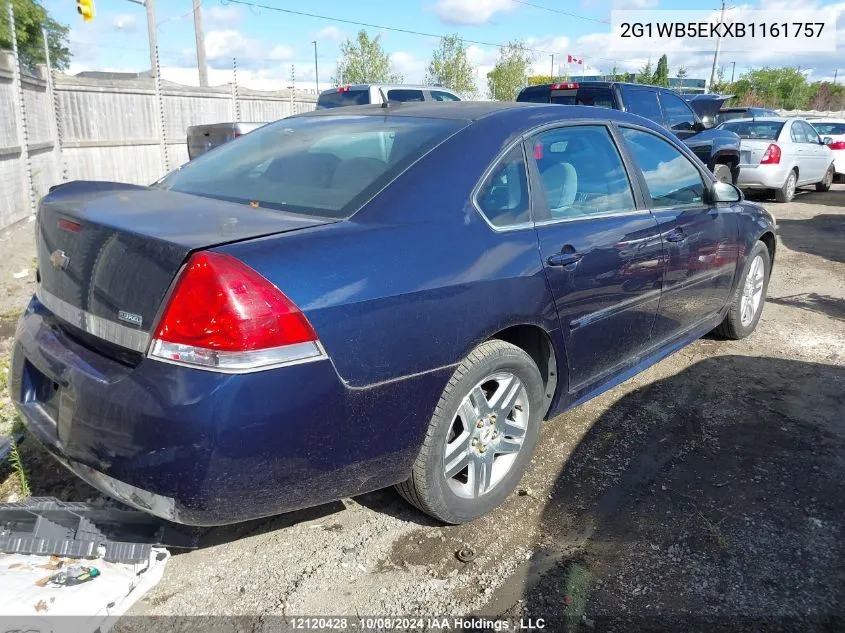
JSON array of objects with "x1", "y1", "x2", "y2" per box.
[
  {"x1": 158, "y1": 115, "x2": 464, "y2": 219},
  {"x1": 715, "y1": 110, "x2": 749, "y2": 124},
  {"x1": 316, "y1": 89, "x2": 370, "y2": 109},
  {"x1": 719, "y1": 120, "x2": 785, "y2": 140},
  {"x1": 812, "y1": 122, "x2": 845, "y2": 135}
]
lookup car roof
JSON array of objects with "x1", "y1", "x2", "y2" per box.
[
  {"x1": 521, "y1": 81, "x2": 683, "y2": 92},
  {"x1": 292, "y1": 101, "x2": 673, "y2": 130},
  {"x1": 810, "y1": 118, "x2": 845, "y2": 123},
  {"x1": 319, "y1": 84, "x2": 459, "y2": 94},
  {"x1": 721, "y1": 116, "x2": 786, "y2": 122}
]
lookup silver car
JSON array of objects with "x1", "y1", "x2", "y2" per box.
[
  {"x1": 718, "y1": 117, "x2": 835, "y2": 202},
  {"x1": 316, "y1": 84, "x2": 461, "y2": 109}
]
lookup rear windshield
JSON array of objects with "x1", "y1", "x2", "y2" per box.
[
  {"x1": 316, "y1": 89, "x2": 370, "y2": 109},
  {"x1": 517, "y1": 86, "x2": 615, "y2": 108},
  {"x1": 719, "y1": 120, "x2": 785, "y2": 140},
  {"x1": 715, "y1": 110, "x2": 751, "y2": 124},
  {"x1": 158, "y1": 115, "x2": 463, "y2": 219},
  {"x1": 813, "y1": 122, "x2": 845, "y2": 135}
]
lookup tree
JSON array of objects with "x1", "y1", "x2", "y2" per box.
[
  {"x1": 736, "y1": 67, "x2": 809, "y2": 110},
  {"x1": 487, "y1": 40, "x2": 532, "y2": 101},
  {"x1": 652, "y1": 54, "x2": 669, "y2": 87},
  {"x1": 609, "y1": 64, "x2": 628, "y2": 82},
  {"x1": 335, "y1": 30, "x2": 402, "y2": 85},
  {"x1": 426, "y1": 34, "x2": 476, "y2": 98},
  {"x1": 0, "y1": 0, "x2": 70, "y2": 71},
  {"x1": 635, "y1": 59, "x2": 653, "y2": 84},
  {"x1": 676, "y1": 65, "x2": 688, "y2": 79}
]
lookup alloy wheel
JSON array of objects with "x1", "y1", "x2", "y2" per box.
[
  {"x1": 741, "y1": 254, "x2": 766, "y2": 327},
  {"x1": 443, "y1": 372, "x2": 529, "y2": 499}
]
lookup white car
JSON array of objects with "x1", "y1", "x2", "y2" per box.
[
  {"x1": 717, "y1": 117, "x2": 836, "y2": 202},
  {"x1": 810, "y1": 119, "x2": 845, "y2": 180}
]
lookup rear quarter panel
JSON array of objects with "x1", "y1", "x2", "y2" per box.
[{"x1": 219, "y1": 113, "x2": 562, "y2": 390}]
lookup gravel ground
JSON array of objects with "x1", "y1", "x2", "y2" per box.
[{"x1": 0, "y1": 184, "x2": 842, "y2": 632}]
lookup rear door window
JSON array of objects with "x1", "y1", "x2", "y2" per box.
[
  {"x1": 317, "y1": 89, "x2": 370, "y2": 109},
  {"x1": 475, "y1": 145, "x2": 531, "y2": 228},
  {"x1": 528, "y1": 125, "x2": 636, "y2": 220},
  {"x1": 623, "y1": 87, "x2": 664, "y2": 124},
  {"x1": 387, "y1": 89, "x2": 425, "y2": 102},
  {"x1": 430, "y1": 90, "x2": 461, "y2": 102}
]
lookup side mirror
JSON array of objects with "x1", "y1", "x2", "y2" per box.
[
  {"x1": 695, "y1": 119, "x2": 709, "y2": 131},
  {"x1": 823, "y1": 136, "x2": 834, "y2": 146},
  {"x1": 710, "y1": 181, "x2": 743, "y2": 203}
]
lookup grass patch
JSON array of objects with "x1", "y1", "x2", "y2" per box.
[
  {"x1": 8, "y1": 439, "x2": 30, "y2": 498},
  {"x1": 0, "y1": 309, "x2": 23, "y2": 321},
  {"x1": 561, "y1": 562, "x2": 593, "y2": 633}
]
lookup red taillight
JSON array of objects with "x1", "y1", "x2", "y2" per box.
[
  {"x1": 233, "y1": 132, "x2": 242, "y2": 139},
  {"x1": 760, "y1": 143, "x2": 781, "y2": 165},
  {"x1": 337, "y1": 85, "x2": 351, "y2": 93},
  {"x1": 58, "y1": 218, "x2": 81, "y2": 233},
  {"x1": 551, "y1": 82, "x2": 579, "y2": 90},
  {"x1": 533, "y1": 142, "x2": 543, "y2": 160},
  {"x1": 829, "y1": 141, "x2": 845, "y2": 150},
  {"x1": 150, "y1": 252, "x2": 321, "y2": 371}
]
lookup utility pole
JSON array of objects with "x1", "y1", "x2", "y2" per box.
[
  {"x1": 313, "y1": 41, "x2": 319, "y2": 93},
  {"x1": 193, "y1": 0, "x2": 208, "y2": 87},
  {"x1": 730, "y1": 61, "x2": 736, "y2": 83},
  {"x1": 145, "y1": 0, "x2": 158, "y2": 78},
  {"x1": 550, "y1": 54, "x2": 554, "y2": 79},
  {"x1": 708, "y1": 0, "x2": 727, "y2": 90},
  {"x1": 834, "y1": 69, "x2": 838, "y2": 85}
]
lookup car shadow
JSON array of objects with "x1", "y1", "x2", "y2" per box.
[
  {"x1": 777, "y1": 214, "x2": 845, "y2": 264},
  {"x1": 488, "y1": 355, "x2": 845, "y2": 631},
  {"x1": 767, "y1": 293, "x2": 845, "y2": 321}
]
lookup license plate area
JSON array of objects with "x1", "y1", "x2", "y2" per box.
[{"x1": 740, "y1": 150, "x2": 752, "y2": 164}]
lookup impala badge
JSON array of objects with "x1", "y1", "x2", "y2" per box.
[
  {"x1": 50, "y1": 249, "x2": 69, "y2": 270},
  {"x1": 118, "y1": 310, "x2": 143, "y2": 327}
]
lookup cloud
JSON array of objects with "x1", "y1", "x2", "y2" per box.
[
  {"x1": 612, "y1": 0, "x2": 659, "y2": 8},
  {"x1": 204, "y1": 5, "x2": 243, "y2": 27},
  {"x1": 390, "y1": 51, "x2": 427, "y2": 82},
  {"x1": 434, "y1": 0, "x2": 517, "y2": 25},
  {"x1": 268, "y1": 45, "x2": 296, "y2": 61},
  {"x1": 111, "y1": 14, "x2": 139, "y2": 33},
  {"x1": 201, "y1": 30, "x2": 296, "y2": 69},
  {"x1": 315, "y1": 26, "x2": 344, "y2": 41}
]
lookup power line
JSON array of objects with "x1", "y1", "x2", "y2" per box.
[
  {"x1": 221, "y1": 0, "x2": 619, "y2": 63},
  {"x1": 508, "y1": 0, "x2": 610, "y2": 25}
]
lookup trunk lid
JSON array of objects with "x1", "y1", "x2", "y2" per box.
[
  {"x1": 739, "y1": 139, "x2": 776, "y2": 165},
  {"x1": 37, "y1": 181, "x2": 333, "y2": 354}
]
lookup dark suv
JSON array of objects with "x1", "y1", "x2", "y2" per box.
[{"x1": 517, "y1": 82, "x2": 741, "y2": 183}]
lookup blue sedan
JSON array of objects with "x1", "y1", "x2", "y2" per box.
[{"x1": 10, "y1": 102, "x2": 776, "y2": 525}]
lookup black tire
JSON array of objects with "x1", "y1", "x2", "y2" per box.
[
  {"x1": 816, "y1": 166, "x2": 834, "y2": 192},
  {"x1": 713, "y1": 163, "x2": 733, "y2": 184},
  {"x1": 713, "y1": 241, "x2": 771, "y2": 340},
  {"x1": 775, "y1": 169, "x2": 797, "y2": 203},
  {"x1": 396, "y1": 339, "x2": 545, "y2": 524}
]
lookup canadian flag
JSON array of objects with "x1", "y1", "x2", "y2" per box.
[{"x1": 568, "y1": 55, "x2": 583, "y2": 64}]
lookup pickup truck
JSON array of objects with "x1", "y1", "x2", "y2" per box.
[
  {"x1": 186, "y1": 122, "x2": 266, "y2": 160},
  {"x1": 516, "y1": 81, "x2": 742, "y2": 184}
]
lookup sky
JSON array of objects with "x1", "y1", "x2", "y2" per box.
[{"x1": 46, "y1": 0, "x2": 845, "y2": 94}]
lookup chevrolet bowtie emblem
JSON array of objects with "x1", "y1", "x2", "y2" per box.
[{"x1": 50, "y1": 249, "x2": 69, "y2": 270}]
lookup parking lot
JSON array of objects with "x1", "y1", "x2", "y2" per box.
[{"x1": 1, "y1": 185, "x2": 843, "y2": 629}]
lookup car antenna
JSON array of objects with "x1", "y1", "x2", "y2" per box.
[{"x1": 378, "y1": 87, "x2": 392, "y2": 108}]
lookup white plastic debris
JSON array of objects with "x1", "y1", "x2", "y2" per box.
[
  {"x1": 13, "y1": 269, "x2": 29, "y2": 279},
  {"x1": 0, "y1": 547, "x2": 170, "y2": 633}
]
